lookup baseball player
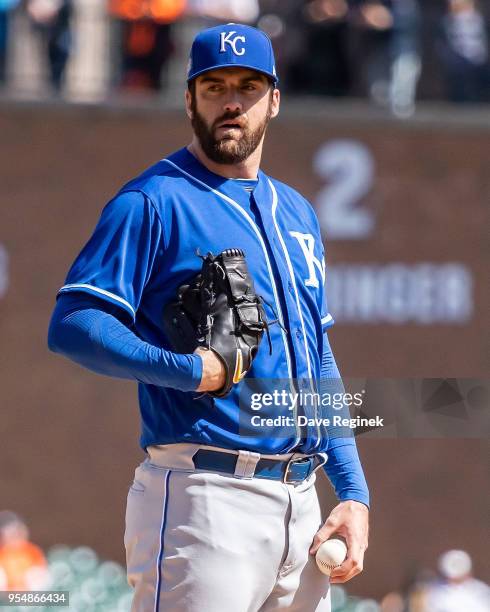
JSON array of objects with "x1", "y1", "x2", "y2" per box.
[{"x1": 48, "y1": 24, "x2": 369, "y2": 612}]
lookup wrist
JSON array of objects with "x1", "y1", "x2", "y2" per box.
[
  {"x1": 194, "y1": 347, "x2": 226, "y2": 392},
  {"x1": 157, "y1": 349, "x2": 203, "y2": 392},
  {"x1": 338, "y1": 499, "x2": 370, "y2": 512},
  {"x1": 190, "y1": 352, "x2": 204, "y2": 391}
]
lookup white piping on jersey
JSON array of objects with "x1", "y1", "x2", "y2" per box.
[
  {"x1": 268, "y1": 180, "x2": 313, "y2": 380},
  {"x1": 321, "y1": 314, "x2": 333, "y2": 326},
  {"x1": 162, "y1": 158, "x2": 293, "y2": 381},
  {"x1": 268, "y1": 179, "x2": 322, "y2": 450},
  {"x1": 58, "y1": 283, "x2": 136, "y2": 318}
]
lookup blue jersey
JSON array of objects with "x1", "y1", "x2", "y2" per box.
[{"x1": 58, "y1": 147, "x2": 335, "y2": 454}]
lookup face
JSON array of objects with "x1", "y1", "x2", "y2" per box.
[
  {"x1": 186, "y1": 68, "x2": 280, "y2": 165},
  {"x1": 0, "y1": 521, "x2": 28, "y2": 546},
  {"x1": 449, "y1": 0, "x2": 474, "y2": 11}
]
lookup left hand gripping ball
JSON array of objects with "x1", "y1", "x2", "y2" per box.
[{"x1": 315, "y1": 538, "x2": 347, "y2": 576}]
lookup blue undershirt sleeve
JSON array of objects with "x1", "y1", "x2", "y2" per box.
[
  {"x1": 321, "y1": 331, "x2": 370, "y2": 508},
  {"x1": 48, "y1": 292, "x2": 203, "y2": 392}
]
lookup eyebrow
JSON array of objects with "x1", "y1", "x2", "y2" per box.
[{"x1": 198, "y1": 75, "x2": 266, "y2": 85}]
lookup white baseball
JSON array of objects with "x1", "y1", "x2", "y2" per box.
[{"x1": 315, "y1": 538, "x2": 347, "y2": 576}]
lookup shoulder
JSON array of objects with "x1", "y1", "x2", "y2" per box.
[
  {"x1": 25, "y1": 542, "x2": 46, "y2": 565},
  {"x1": 118, "y1": 160, "x2": 185, "y2": 201},
  {"x1": 267, "y1": 175, "x2": 316, "y2": 213},
  {"x1": 118, "y1": 150, "x2": 197, "y2": 203},
  {"x1": 101, "y1": 189, "x2": 153, "y2": 219},
  {"x1": 467, "y1": 579, "x2": 490, "y2": 594},
  {"x1": 267, "y1": 175, "x2": 321, "y2": 235},
  {"x1": 94, "y1": 189, "x2": 164, "y2": 241}
]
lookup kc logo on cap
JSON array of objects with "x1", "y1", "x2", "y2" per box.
[
  {"x1": 187, "y1": 24, "x2": 279, "y2": 85},
  {"x1": 220, "y1": 31, "x2": 246, "y2": 56}
]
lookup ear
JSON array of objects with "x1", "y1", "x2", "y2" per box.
[
  {"x1": 185, "y1": 89, "x2": 193, "y2": 119},
  {"x1": 270, "y1": 88, "x2": 280, "y2": 119}
]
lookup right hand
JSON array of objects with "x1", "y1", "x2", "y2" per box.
[{"x1": 194, "y1": 347, "x2": 226, "y2": 393}]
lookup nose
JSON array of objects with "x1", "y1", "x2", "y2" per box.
[{"x1": 223, "y1": 94, "x2": 243, "y2": 114}]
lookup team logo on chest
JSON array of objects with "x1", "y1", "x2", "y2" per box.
[
  {"x1": 289, "y1": 232, "x2": 325, "y2": 289},
  {"x1": 220, "y1": 31, "x2": 246, "y2": 56}
]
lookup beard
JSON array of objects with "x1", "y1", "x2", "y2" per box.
[{"x1": 190, "y1": 98, "x2": 272, "y2": 165}]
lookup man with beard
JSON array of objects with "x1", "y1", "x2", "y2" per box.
[{"x1": 48, "y1": 24, "x2": 369, "y2": 611}]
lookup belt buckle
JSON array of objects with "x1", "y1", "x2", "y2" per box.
[{"x1": 283, "y1": 456, "x2": 312, "y2": 484}]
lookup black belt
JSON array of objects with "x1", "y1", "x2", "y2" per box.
[{"x1": 192, "y1": 449, "x2": 327, "y2": 484}]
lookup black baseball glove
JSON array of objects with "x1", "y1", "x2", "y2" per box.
[{"x1": 162, "y1": 248, "x2": 272, "y2": 398}]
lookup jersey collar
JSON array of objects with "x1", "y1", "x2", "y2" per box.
[{"x1": 165, "y1": 147, "x2": 266, "y2": 207}]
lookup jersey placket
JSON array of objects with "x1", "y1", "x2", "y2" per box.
[
  {"x1": 254, "y1": 178, "x2": 323, "y2": 452},
  {"x1": 250, "y1": 186, "x2": 317, "y2": 451}
]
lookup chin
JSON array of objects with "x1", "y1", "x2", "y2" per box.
[{"x1": 217, "y1": 141, "x2": 241, "y2": 155}]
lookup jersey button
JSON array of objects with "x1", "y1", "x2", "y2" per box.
[
  {"x1": 288, "y1": 281, "x2": 294, "y2": 294},
  {"x1": 296, "y1": 329, "x2": 302, "y2": 339}
]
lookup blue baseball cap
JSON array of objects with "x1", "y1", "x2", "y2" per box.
[{"x1": 187, "y1": 23, "x2": 278, "y2": 85}]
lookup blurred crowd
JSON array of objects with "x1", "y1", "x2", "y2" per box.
[
  {"x1": 264, "y1": 0, "x2": 490, "y2": 113},
  {"x1": 1, "y1": 510, "x2": 489, "y2": 612},
  {"x1": 0, "y1": 511, "x2": 132, "y2": 611},
  {"x1": 0, "y1": 511, "x2": 48, "y2": 591},
  {"x1": 0, "y1": 0, "x2": 489, "y2": 113},
  {"x1": 379, "y1": 548, "x2": 490, "y2": 612}
]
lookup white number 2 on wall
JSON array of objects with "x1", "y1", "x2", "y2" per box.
[
  {"x1": 0, "y1": 243, "x2": 9, "y2": 300},
  {"x1": 313, "y1": 139, "x2": 375, "y2": 240}
]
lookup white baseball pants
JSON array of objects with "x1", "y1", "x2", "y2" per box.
[{"x1": 124, "y1": 443, "x2": 331, "y2": 612}]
